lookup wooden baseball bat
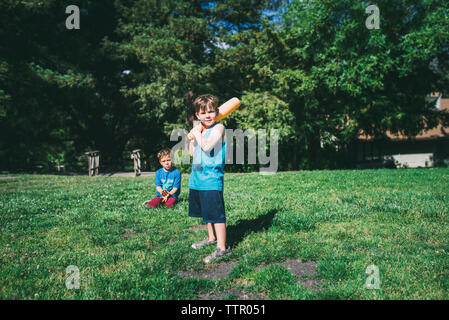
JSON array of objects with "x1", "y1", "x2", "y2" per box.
[{"x1": 187, "y1": 97, "x2": 240, "y2": 140}]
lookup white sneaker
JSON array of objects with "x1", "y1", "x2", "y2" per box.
[
  {"x1": 191, "y1": 238, "x2": 217, "y2": 249},
  {"x1": 203, "y1": 247, "x2": 232, "y2": 264}
]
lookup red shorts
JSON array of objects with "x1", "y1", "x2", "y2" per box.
[{"x1": 148, "y1": 196, "x2": 177, "y2": 208}]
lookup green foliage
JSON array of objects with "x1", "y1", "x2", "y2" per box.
[
  {"x1": 0, "y1": 0, "x2": 448, "y2": 171},
  {"x1": 233, "y1": 91, "x2": 295, "y2": 140},
  {"x1": 246, "y1": 0, "x2": 449, "y2": 168},
  {"x1": 0, "y1": 0, "x2": 120, "y2": 170}
]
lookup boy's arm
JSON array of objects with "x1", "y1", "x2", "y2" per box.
[
  {"x1": 156, "y1": 186, "x2": 164, "y2": 194},
  {"x1": 190, "y1": 124, "x2": 225, "y2": 153},
  {"x1": 168, "y1": 171, "x2": 181, "y2": 196},
  {"x1": 189, "y1": 138, "x2": 195, "y2": 157},
  {"x1": 155, "y1": 171, "x2": 162, "y2": 194},
  {"x1": 167, "y1": 187, "x2": 178, "y2": 196},
  {"x1": 164, "y1": 171, "x2": 181, "y2": 197}
]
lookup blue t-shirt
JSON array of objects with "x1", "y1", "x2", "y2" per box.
[
  {"x1": 189, "y1": 123, "x2": 227, "y2": 191},
  {"x1": 155, "y1": 167, "x2": 181, "y2": 200}
]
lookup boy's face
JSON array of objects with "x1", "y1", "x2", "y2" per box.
[
  {"x1": 159, "y1": 155, "x2": 172, "y2": 171},
  {"x1": 196, "y1": 105, "x2": 217, "y2": 128}
]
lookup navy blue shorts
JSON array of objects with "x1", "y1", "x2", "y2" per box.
[{"x1": 188, "y1": 189, "x2": 226, "y2": 223}]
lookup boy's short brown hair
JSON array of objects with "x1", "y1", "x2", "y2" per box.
[
  {"x1": 157, "y1": 148, "x2": 171, "y2": 160},
  {"x1": 193, "y1": 94, "x2": 219, "y2": 114}
]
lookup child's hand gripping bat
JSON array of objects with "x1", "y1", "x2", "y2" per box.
[{"x1": 187, "y1": 97, "x2": 240, "y2": 140}]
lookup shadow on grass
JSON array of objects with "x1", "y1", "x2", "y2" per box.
[{"x1": 227, "y1": 209, "x2": 278, "y2": 248}]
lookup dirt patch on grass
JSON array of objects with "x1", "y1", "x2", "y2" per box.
[
  {"x1": 179, "y1": 257, "x2": 321, "y2": 294},
  {"x1": 257, "y1": 258, "x2": 321, "y2": 290},
  {"x1": 298, "y1": 278, "x2": 321, "y2": 290},
  {"x1": 188, "y1": 224, "x2": 207, "y2": 232},
  {"x1": 277, "y1": 258, "x2": 316, "y2": 277},
  {"x1": 198, "y1": 288, "x2": 266, "y2": 300},
  {"x1": 121, "y1": 227, "x2": 147, "y2": 239},
  {"x1": 179, "y1": 261, "x2": 238, "y2": 281},
  {"x1": 278, "y1": 259, "x2": 321, "y2": 290}
]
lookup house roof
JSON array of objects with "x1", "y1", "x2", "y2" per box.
[{"x1": 358, "y1": 98, "x2": 449, "y2": 141}]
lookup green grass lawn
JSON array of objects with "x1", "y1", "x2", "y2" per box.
[{"x1": 1, "y1": 169, "x2": 448, "y2": 300}]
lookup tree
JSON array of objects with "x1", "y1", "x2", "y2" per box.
[
  {"x1": 245, "y1": 0, "x2": 449, "y2": 168},
  {"x1": 107, "y1": 0, "x2": 288, "y2": 169},
  {"x1": 0, "y1": 0, "x2": 120, "y2": 171}
]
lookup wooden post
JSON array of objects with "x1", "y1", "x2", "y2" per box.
[
  {"x1": 55, "y1": 159, "x2": 64, "y2": 172},
  {"x1": 85, "y1": 152, "x2": 92, "y2": 176},
  {"x1": 131, "y1": 149, "x2": 141, "y2": 177},
  {"x1": 94, "y1": 152, "x2": 99, "y2": 176},
  {"x1": 85, "y1": 151, "x2": 100, "y2": 176}
]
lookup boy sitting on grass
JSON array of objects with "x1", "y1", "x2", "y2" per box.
[
  {"x1": 188, "y1": 94, "x2": 231, "y2": 263},
  {"x1": 143, "y1": 148, "x2": 181, "y2": 208}
]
